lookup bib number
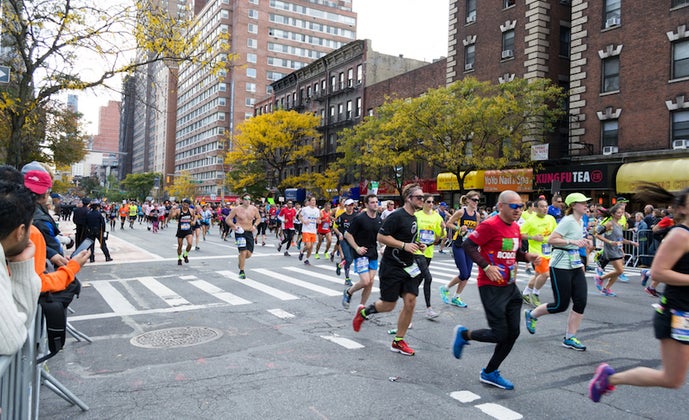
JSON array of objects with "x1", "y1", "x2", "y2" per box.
[
  {"x1": 354, "y1": 257, "x2": 369, "y2": 274},
  {"x1": 180, "y1": 222, "x2": 191, "y2": 230},
  {"x1": 541, "y1": 243, "x2": 551, "y2": 256},
  {"x1": 236, "y1": 236, "x2": 247, "y2": 247},
  {"x1": 671, "y1": 309, "x2": 689, "y2": 342},
  {"x1": 419, "y1": 229, "x2": 435, "y2": 245},
  {"x1": 321, "y1": 222, "x2": 330, "y2": 230},
  {"x1": 568, "y1": 250, "x2": 583, "y2": 268},
  {"x1": 404, "y1": 262, "x2": 421, "y2": 277}
]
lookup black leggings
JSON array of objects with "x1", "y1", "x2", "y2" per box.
[
  {"x1": 470, "y1": 284, "x2": 522, "y2": 373},
  {"x1": 414, "y1": 255, "x2": 433, "y2": 308},
  {"x1": 280, "y1": 228, "x2": 295, "y2": 250},
  {"x1": 547, "y1": 266, "x2": 587, "y2": 314}
]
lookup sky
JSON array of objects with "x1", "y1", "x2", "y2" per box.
[{"x1": 75, "y1": 0, "x2": 450, "y2": 134}]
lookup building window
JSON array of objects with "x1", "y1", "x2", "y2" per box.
[
  {"x1": 672, "y1": 110, "x2": 689, "y2": 141},
  {"x1": 466, "y1": 0, "x2": 476, "y2": 23},
  {"x1": 603, "y1": 0, "x2": 620, "y2": 28},
  {"x1": 673, "y1": 40, "x2": 689, "y2": 79},
  {"x1": 337, "y1": 103, "x2": 344, "y2": 119},
  {"x1": 306, "y1": 86, "x2": 311, "y2": 97},
  {"x1": 672, "y1": 0, "x2": 689, "y2": 7},
  {"x1": 247, "y1": 53, "x2": 257, "y2": 63},
  {"x1": 219, "y1": 83, "x2": 227, "y2": 92},
  {"x1": 601, "y1": 120, "x2": 619, "y2": 147},
  {"x1": 249, "y1": 0, "x2": 258, "y2": 4},
  {"x1": 347, "y1": 68, "x2": 353, "y2": 86},
  {"x1": 247, "y1": 68, "x2": 257, "y2": 78},
  {"x1": 355, "y1": 97, "x2": 361, "y2": 117},
  {"x1": 346, "y1": 100, "x2": 352, "y2": 119},
  {"x1": 330, "y1": 75, "x2": 337, "y2": 91},
  {"x1": 248, "y1": 9, "x2": 258, "y2": 19},
  {"x1": 248, "y1": 23, "x2": 258, "y2": 34},
  {"x1": 245, "y1": 98, "x2": 255, "y2": 107},
  {"x1": 218, "y1": 97, "x2": 226, "y2": 106},
  {"x1": 338, "y1": 72, "x2": 344, "y2": 89},
  {"x1": 247, "y1": 38, "x2": 257, "y2": 49},
  {"x1": 356, "y1": 64, "x2": 363, "y2": 83},
  {"x1": 464, "y1": 45, "x2": 475, "y2": 71},
  {"x1": 246, "y1": 82, "x2": 256, "y2": 92},
  {"x1": 560, "y1": 26, "x2": 571, "y2": 58},
  {"x1": 503, "y1": 0, "x2": 515, "y2": 8},
  {"x1": 502, "y1": 30, "x2": 515, "y2": 59},
  {"x1": 602, "y1": 57, "x2": 620, "y2": 92}
]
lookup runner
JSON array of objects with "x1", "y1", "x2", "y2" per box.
[
  {"x1": 314, "y1": 202, "x2": 333, "y2": 260},
  {"x1": 226, "y1": 194, "x2": 260, "y2": 279},
  {"x1": 352, "y1": 183, "x2": 426, "y2": 356},
  {"x1": 440, "y1": 191, "x2": 482, "y2": 308},
  {"x1": 119, "y1": 201, "x2": 129, "y2": 230},
  {"x1": 201, "y1": 204, "x2": 213, "y2": 241},
  {"x1": 414, "y1": 193, "x2": 446, "y2": 319},
  {"x1": 589, "y1": 183, "x2": 689, "y2": 402},
  {"x1": 451, "y1": 190, "x2": 540, "y2": 390},
  {"x1": 298, "y1": 196, "x2": 320, "y2": 266},
  {"x1": 594, "y1": 204, "x2": 638, "y2": 296},
  {"x1": 332, "y1": 199, "x2": 358, "y2": 286},
  {"x1": 276, "y1": 200, "x2": 297, "y2": 256},
  {"x1": 524, "y1": 193, "x2": 591, "y2": 351},
  {"x1": 256, "y1": 205, "x2": 268, "y2": 246},
  {"x1": 128, "y1": 201, "x2": 138, "y2": 229},
  {"x1": 170, "y1": 199, "x2": 195, "y2": 266},
  {"x1": 192, "y1": 208, "x2": 202, "y2": 250},
  {"x1": 519, "y1": 198, "x2": 557, "y2": 306},
  {"x1": 341, "y1": 194, "x2": 382, "y2": 310}
]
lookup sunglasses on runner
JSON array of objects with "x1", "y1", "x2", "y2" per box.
[{"x1": 504, "y1": 203, "x2": 524, "y2": 210}]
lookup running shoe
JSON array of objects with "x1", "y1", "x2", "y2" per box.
[
  {"x1": 531, "y1": 294, "x2": 541, "y2": 306},
  {"x1": 324, "y1": 252, "x2": 330, "y2": 260},
  {"x1": 330, "y1": 253, "x2": 335, "y2": 262},
  {"x1": 589, "y1": 363, "x2": 615, "y2": 402},
  {"x1": 195, "y1": 246, "x2": 200, "y2": 251},
  {"x1": 562, "y1": 336, "x2": 587, "y2": 351},
  {"x1": 618, "y1": 273, "x2": 629, "y2": 283},
  {"x1": 261, "y1": 242, "x2": 265, "y2": 246},
  {"x1": 521, "y1": 293, "x2": 532, "y2": 306},
  {"x1": 425, "y1": 308, "x2": 439, "y2": 319},
  {"x1": 336, "y1": 261, "x2": 342, "y2": 276},
  {"x1": 640, "y1": 269, "x2": 651, "y2": 287},
  {"x1": 352, "y1": 305, "x2": 367, "y2": 332},
  {"x1": 438, "y1": 250, "x2": 446, "y2": 254},
  {"x1": 314, "y1": 253, "x2": 320, "y2": 260},
  {"x1": 645, "y1": 286, "x2": 659, "y2": 297},
  {"x1": 452, "y1": 325, "x2": 469, "y2": 359},
  {"x1": 450, "y1": 296, "x2": 467, "y2": 308},
  {"x1": 594, "y1": 275, "x2": 603, "y2": 291},
  {"x1": 525, "y1": 268, "x2": 533, "y2": 275},
  {"x1": 298, "y1": 252, "x2": 304, "y2": 261},
  {"x1": 284, "y1": 251, "x2": 290, "y2": 257},
  {"x1": 304, "y1": 259, "x2": 310, "y2": 266},
  {"x1": 238, "y1": 271, "x2": 246, "y2": 280},
  {"x1": 439, "y1": 286, "x2": 450, "y2": 304},
  {"x1": 344, "y1": 278, "x2": 353, "y2": 287},
  {"x1": 602, "y1": 288, "x2": 617, "y2": 297},
  {"x1": 177, "y1": 259, "x2": 182, "y2": 266},
  {"x1": 183, "y1": 255, "x2": 189, "y2": 264},
  {"x1": 524, "y1": 309, "x2": 537, "y2": 334},
  {"x1": 595, "y1": 266, "x2": 604, "y2": 277},
  {"x1": 480, "y1": 369, "x2": 514, "y2": 390},
  {"x1": 390, "y1": 339, "x2": 415, "y2": 356},
  {"x1": 341, "y1": 288, "x2": 351, "y2": 309},
  {"x1": 387, "y1": 323, "x2": 413, "y2": 335},
  {"x1": 277, "y1": 243, "x2": 282, "y2": 252}
]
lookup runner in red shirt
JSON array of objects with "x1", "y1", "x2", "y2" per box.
[
  {"x1": 276, "y1": 201, "x2": 297, "y2": 256},
  {"x1": 315, "y1": 202, "x2": 333, "y2": 260}
]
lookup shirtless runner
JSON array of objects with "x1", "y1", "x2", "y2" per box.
[{"x1": 226, "y1": 194, "x2": 260, "y2": 279}]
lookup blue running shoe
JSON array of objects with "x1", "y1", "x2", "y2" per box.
[
  {"x1": 618, "y1": 273, "x2": 629, "y2": 283},
  {"x1": 640, "y1": 269, "x2": 651, "y2": 287},
  {"x1": 595, "y1": 266, "x2": 604, "y2": 277},
  {"x1": 594, "y1": 275, "x2": 603, "y2": 291},
  {"x1": 439, "y1": 286, "x2": 450, "y2": 304},
  {"x1": 450, "y1": 296, "x2": 467, "y2": 308},
  {"x1": 341, "y1": 287, "x2": 351, "y2": 309},
  {"x1": 563, "y1": 336, "x2": 587, "y2": 351},
  {"x1": 480, "y1": 369, "x2": 514, "y2": 390},
  {"x1": 524, "y1": 309, "x2": 537, "y2": 334},
  {"x1": 452, "y1": 325, "x2": 469, "y2": 359},
  {"x1": 589, "y1": 363, "x2": 615, "y2": 402}
]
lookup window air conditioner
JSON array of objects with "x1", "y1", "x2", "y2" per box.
[
  {"x1": 602, "y1": 146, "x2": 618, "y2": 155},
  {"x1": 466, "y1": 14, "x2": 476, "y2": 23},
  {"x1": 501, "y1": 50, "x2": 514, "y2": 59},
  {"x1": 673, "y1": 139, "x2": 689, "y2": 149},
  {"x1": 464, "y1": 62, "x2": 474, "y2": 71},
  {"x1": 605, "y1": 17, "x2": 620, "y2": 28}
]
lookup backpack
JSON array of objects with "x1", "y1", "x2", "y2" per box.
[{"x1": 37, "y1": 278, "x2": 81, "y2": 363}]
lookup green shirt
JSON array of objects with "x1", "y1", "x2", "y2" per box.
[
  {"x1": 550, "y1": 215, "x2": 584, "y2": 270},
  {"x1": 521, "y1": 214, "x2": 557, "y2": 256},
  {"x1": 414, "y1": 210, "x2": 445, "y2": 258}
]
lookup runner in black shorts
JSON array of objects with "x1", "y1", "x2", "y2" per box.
[{"x1": 227, "y1": 195, "x2": 260, "y2": 279}]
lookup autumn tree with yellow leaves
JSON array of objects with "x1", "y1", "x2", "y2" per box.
[
  {"x1": 0, "y1": 0, "x2": 232, "y2": 168},
  {"x1": 225, "y1": 110, "x2": 321, "y2": 196},
  {"x1": 338, "y1": 77, "x2": 565, "y2": 195}
]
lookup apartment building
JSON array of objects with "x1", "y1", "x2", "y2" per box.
[{"x1": 174, "y1": 0, "x2": 356, "y2": 197}]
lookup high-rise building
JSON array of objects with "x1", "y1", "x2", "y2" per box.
[
  {"x1": 174, "y1": 0, "x2": 356, "y2": 197},
  {"x1": 92, "y1": 100, "x2": 121, "y2": 153}
]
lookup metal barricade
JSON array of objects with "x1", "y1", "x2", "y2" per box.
[
  {"x1": 622, "y1": 229, "x2": 638, "y2": 267},
  {"x1": 635, "y1": 228, "x2": 655, "y2": 267}
]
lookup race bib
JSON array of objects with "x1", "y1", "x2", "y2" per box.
[
  {"x1": 321, "y1": 222, "x2": 330, "y2": 230},
  {"x1": 354, "y1": 256, "x2": 369, "y2": 274},
  {"x1": 671, "y1": 309, "x2": 689, "y2": 342},
  {"x1": 180, "y1": 222, "x2": 191, "y2": 230},
  {"x1": 419, "y1": 229, "x2": 435, "y2": 245},
  {"x1": 541, "y1": 243, "x2": 551, "y2": 256},
  {"x1": 403, "y1": 262, "x2": 421, "y2": 277},
  {"x1": 236, "y1": 236, "x2": 247, "y2": 247},
  {"x1": 568, "y1": 250, "x2": 583, "y2": 268}
]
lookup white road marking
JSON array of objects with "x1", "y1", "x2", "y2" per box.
[
  {"x1": 217, "y1": 270, "x2": 298, "y2": 300},
  {"x1": 138, "y1": 276, "x2": 191, "y2": 307},
  {"x1": 189, "y1": 280, "x2": 252, "y2": 305},
  {"x1": 285, "y1": 266, "x2": 381, "y2": 293},
  {"x1": 449, "y1": 390, "x2": 481, "y2": 403},
  {"x1": 68, "y1": 303, "x2": 226, "y2": 321},
  {"x1": 320, "y1": 335, "x2": 365, "y2": 349},
  {"x1": 267, "y1": 308, "x2": 295, "y2": 319},
  {"x1": 475, "y1": 403, "x2": 523, "y2": 420},
  {"x1": 91, "y1": 281, "x2": 137, "y2": 314},
  {"x1": 254, "y1": 269, "x2": 341, "y2": 296},
  {"x1": 179, "y1": 275, "x2": 198, "y2": 280}
]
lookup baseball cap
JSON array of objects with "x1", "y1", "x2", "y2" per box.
[
  {"x1": 616, "y1": 196, "x2": 629, "y2": 203},
  {"x1": 21, "y1": 161, "x2": 48, "y2": 175},
  {"x1": 24, "y1": 170, "x2": 53, "y2": 194},
  {"x1": 344, "y1": 199, "x2": 355, "y2": 205},
  {"x1": 182, "y1": 198, "x2": 191, "y2": 204},
  {"x1": 439, "y1": 201, "x2": 447, "y2": 207},
  {"x1": 564, "y1": 192, "x2": 591, "y2": 206}
]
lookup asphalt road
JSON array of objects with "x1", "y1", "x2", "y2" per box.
[{"x1": 38, "y1": 220, "x2": 688, "y2": 419}]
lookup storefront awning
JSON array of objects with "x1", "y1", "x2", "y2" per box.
[
  {"x1": 616, "y1": 158, "x2": 689, "y2": 193},
  {"x1": 484, "y1": 168, "x2": 533, "y2": 192},
  {"x1": 437, "y1": 171, "x2": 485, "y2": 191}
]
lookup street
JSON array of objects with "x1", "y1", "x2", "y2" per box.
[{"x1": 38, "y1": 220, "x2": 687, "y2": 419}]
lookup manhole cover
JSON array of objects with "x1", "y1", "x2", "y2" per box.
[{"x1": 130, "y1": 327, "x2": 223, "y2": 349}]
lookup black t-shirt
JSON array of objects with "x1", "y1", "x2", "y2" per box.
[
  {"x1": 348, "y1": 211, "x2": 382, "y2": 260},
  {"x1": 335, "y1": 211, "x2": 358, "y2": 234},
  {"x1": 663, "y1": 225, "x2": 689, "y2": 310},
  {"x1": 380, "y1": 208, "x2": 418, "y2": 267}
]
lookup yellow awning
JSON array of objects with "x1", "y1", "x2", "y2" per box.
[
  {"x1": 616, "y1": 158, "x2": 689, "y2": 193},
  {"x1": 437, "y1": 171, "x2": 485, "y2": 191}
]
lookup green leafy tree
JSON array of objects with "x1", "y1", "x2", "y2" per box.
[
  {"x1": 0, "y1": 0, "x2": 232, "y2": 168},
  {"x1": 167, "y1": 171, "x2": 198, "y2": 201},
  {"x1": 121, "y1": 172, "x2": 160, "y2": 201},
  {"x1": 225, "y1": 110, "x2": 320, "y2": 195}
]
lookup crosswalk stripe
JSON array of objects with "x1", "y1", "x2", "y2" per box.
[
  {"x1": 188, "y1": 280, "x2": 252, "y2": 305},
  {"x1": 284, "y1": 266, "x2": 381, "y2": 293},
  {"x1": 138, "y1": 276, "x2": 191, "y2": 307},
  {"x1": 216, "y1": 270, "x2": 299, "y2": 300},
  {"x1": 267, "y1": 308, "x2": 295, "y2": 319},
  {"x1": 91, "y1": 281, "x2": 137, "y2": 314},
  {"x1": 320, "y1": 335, "x2": 365, "y2": 349},
  {"x1": 254, "y1": 269, "x2": 341, "y2": 296}
]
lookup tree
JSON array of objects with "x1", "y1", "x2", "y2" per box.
[
  {"x1": 0, "y1": 0, "x2": 232, "y2": 168},
  {"x1": 225, "y1": 110, "x2": 320, "y2": 194},
  {"x1": 338, "y1": 77, "x2": 564, "y2": 195},
  {"x1": 167, "y1": 171, "x2": 198, "y2": 201},
  {"x1": 121, "y1": 172, "x2": 160, "y2": 201}
]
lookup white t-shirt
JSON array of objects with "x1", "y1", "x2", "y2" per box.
[{"x1": 300, "y1": 206, "x2": 320, "y2": 234}]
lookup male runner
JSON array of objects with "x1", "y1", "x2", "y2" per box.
[{"x1": 227, "y1": 194, "x2": 260, "y2": 279}]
